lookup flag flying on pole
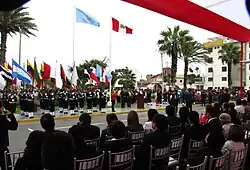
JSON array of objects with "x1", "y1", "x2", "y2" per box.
[
  {"x1": 27, "y1": 60, "x2": 34, "y2": 78},
  {"x1": 112, "y1": 17, "x2": 133, "y2": 34},
  {"x1": 76, "y1": 8, "x2": 100, "y2": 27},
  {"x1": 84, "y1": 67, "x2": 100, "y2": 85},
  {"x1": 0, "y1": 65, "x2": 12, "y2": 81},
  {"x1": 12, "y1": 59, "x2": 32, "y2": 84},
  {"x1": 71, "y1": 62, "x2": 78, "y2": 88},
  {"x1": 43, "y1": 62, "x2": 51, "y2": 79},
  {"x1": 60, "y1": 64, "x2": 71, "y2": 87},
  {"x1": 96, "y1": 64, "x2": 102, "y2": 80},
  {"x1": 34, "y1": 59, "x2": 41, "y2": 84}
]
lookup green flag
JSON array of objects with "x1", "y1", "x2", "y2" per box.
[{"x1": 34, "y1": 59, "x2": 40, "y2": 83}]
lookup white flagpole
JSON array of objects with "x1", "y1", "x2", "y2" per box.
[
  {"x1": 108, "y1": 17, "x2": 112, "y2": 106},
  {"x1": 73, "y1": 5, "x2": 76, "y2": 63}
]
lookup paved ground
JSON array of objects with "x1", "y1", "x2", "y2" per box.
[{"x1": 9, "y1": 105, "x2": 205, "y2": 153}]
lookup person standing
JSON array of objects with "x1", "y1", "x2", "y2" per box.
[
  {"x1": 7, "y1": 90, "x2": 17, "y2": 114},
  {"x1": 19, "y1": 89, "x2": 25, "y2": 116},
  {"x1": 78, "y1": 90, "x2": 85, "y2": 113},
  {"x1": 137, "y1": 89, "x2": 145, "y2": 109},
  {"x1": 98, "y1": 89, "x2": 106, "y2": 113},
  {"x1": 201, "y1": 90, "x2": 207, "y2": 106},
  {"x1": 86, "y1": 90, "x2": 93, "y2": 113},
  {"x1": 48, "y1": 89, "x2": 55, "y2": 117},
  {"x1": 27, "y1": 89, "x2": 35, "y2": 119},
  {"x1": 92, "y1": 90, "x2": 98, "y2": 112},
  {"x1": 185, "y1": 88, "x2": 194, "y2": 112},
  {"x1": 63, "y1": 89, "x2": 69, "y2": 114},
  {"x1": 38, "y1": 89, "x2": 45, "y2": 114},
  {"x1": 57, "y1": 89, "x2": 64, "y2": 113},
  {"x1": 0, "y1": 105, "x2": 18, "y2": 170},
  {"x1": 111, "y1": 91, "x2": 117, "y2": 112},
  {"x1": 69, "y1": 90, "x2": 76, "y2": 116},
  {"x1": 120, "y1": 89, "x2": 125, "y2": 108}
]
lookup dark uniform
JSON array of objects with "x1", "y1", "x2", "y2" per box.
[
  {"x1": 27, "y1": 91, "x2": 35, "y2": 118},
  {"x1": 63, "y1": 90, "x2": 69, "y2": 114},
  {"x1": 19, "y1": 90, "x2": 25, "y2": 116},
  {"x1": 78, "y1": 91, "x2": 85, "y2": 113},
  {"x1": 39, "y1": 90, "x2": 45, "y2": 114},
  {"x1": 43, "y1": 91, "x2": 49, "y2": 114},
  {"x1": 48, "y1": 91, "x2": 55, "y2": 116},
  {"x1": 69, "y1": 91, "x2": 77, "y2": 115},
  {"x1": 86, "y1": 91, "x2": 93, "y2": 113},
  {"x1": 7, "y1": 92, "x2": 17, "y2": 114},
  {"x1": 23, "y1": 91, "x2": 29, "y2": 117},
  {"x1": 58, "y1": 90, "x2": 64, "y2": 113},
  {"x1": 98, "y1": 91, "x2": 106, "y2": 113},
  {"x1": 92, "y1": 91, "x2": 98, "y2": 112}
]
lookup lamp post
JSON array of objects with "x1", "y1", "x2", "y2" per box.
[{"x1": 160, "y1": 52, "x2": 164, "y2": 92}]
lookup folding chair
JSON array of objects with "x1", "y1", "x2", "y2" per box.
[{"x1": 4, "y1": 151, "x2": 24, "y2": 170}]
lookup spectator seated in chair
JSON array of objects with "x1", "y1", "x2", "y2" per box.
[
  {"x1": 126, "y1": 111, "x2": 144, "y2": 132},
  {"x1": 143, "y1": 109, "x2": 159, "y2": 133}
]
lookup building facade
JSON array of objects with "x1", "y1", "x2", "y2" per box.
[{"x1": 203, "y1": 37, "x2": 248, "y2": 89}]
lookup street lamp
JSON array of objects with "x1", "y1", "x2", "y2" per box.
[{"x1": 160, "y1": 52, "x2": 164, "y2": 92}]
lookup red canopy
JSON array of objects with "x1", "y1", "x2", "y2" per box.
[{"x1": 122, "y1": 0, "x2": 250, "y2": 42}]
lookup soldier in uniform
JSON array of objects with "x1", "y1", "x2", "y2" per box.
[
  {"x1": 27, "y1": 89, "x2": 35, "y2": 118},
  {"x1": 86, "y1": 89, "x2": 93, "y2": 113},
  {"x1": 23, "y1": 89, "x2": 29, "y2": 117},
  {"x1": 48, "y1": 89, "x2": 56, "y2": 116},
  {"x1": 92, "y1": 89, "x2": 98, "y2": 112},
  {"x1": 43, "y1": 89, "x2": 49, "y2": 114},
  {"x1": 7, "y1": 90, "x2": 17, "y2": 114},
  {"x1": 69, "y1": 89, "x2": 76, "y2": 115},
  {"x1": 18, "y1": 89, "x2": 25, "y2": 116},
  {"x1": 58, "y1": 89, "x2": 64, "y2": 113},
  {"x1": 78, "y1": 90, "x2": 85, "y2": 113},
  {"x1": 74, "y1": 90, "x2": 79, "y2": 112},
  {"x1": 98, "y1": 89, "x2": 106, "y2": 113},
  {"x1": 63, "y1": 89, "x2": 69, "y2": 114},
  {"x1": 39, "y1": 88, "x2": 45, "y2": 114}
]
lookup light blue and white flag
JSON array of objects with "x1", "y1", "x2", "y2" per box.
[
  {"x1": 12, "y1": 59, "x2": 32, "y2": 84},
  {"x1": 76, "y1": 8, "x2": 100, "y2": 27}
]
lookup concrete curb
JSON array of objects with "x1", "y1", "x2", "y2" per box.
[{"x1": 17, "y1": 108, "x2": 166, "y2": 123}]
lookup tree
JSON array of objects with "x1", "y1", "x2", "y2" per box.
[
  {"x1": 181, "y1": 39, "x2": 211, "y2": 88},
  {"x1": 218, "y1": 43, "x2": 240, "y2": 88},
  {"x1": 0, "y1": 7, "x2": 37, "y2": 64},
  {"x1": 157, "y1": 26, "x2": 190, "y2": 83},
  {"x1": 116, "y1": 67, "x2": 136, "y2": 89},
  {"x1": 77, "y1": 59, "x2": 106, "y2": 88}
]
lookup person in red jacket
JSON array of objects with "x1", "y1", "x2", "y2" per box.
[{"x1": 111, "y1": 91, "x2": 117, "y2": 112}]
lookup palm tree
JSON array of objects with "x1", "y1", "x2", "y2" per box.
[
  {"x1": 181, "y1": 39, "x2": 210, "y2": 88},
  {"x1": 157, "y1": 25, "x2": 190, "y2": 83},
  {"x1": 218, "y1": 43, "x2": 240, "y2": 88},
  {"x1": 0, "y1": 7, "x2": 37, "y2": 64},
  {"x1": 117, "y1": 67, "x2": 136, "y2": 89}
]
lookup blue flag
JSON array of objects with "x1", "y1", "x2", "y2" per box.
[
  {"x1": 96, "y1": 64, "x2": 102, "y2": 78},
  {"x1": 76, "y1": 8, "x2": 100, "y2": 27},
  {"x1": 12, "y1": 59, "x2": 32, "y2": 84}
]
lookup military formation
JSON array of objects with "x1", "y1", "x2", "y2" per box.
[{"x1": 0, "y1": 87, "x2": 109, "y2": 119}]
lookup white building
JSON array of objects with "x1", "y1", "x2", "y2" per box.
[{"x1": 203, "y1": 36, "x2": 248, "y2": 89}]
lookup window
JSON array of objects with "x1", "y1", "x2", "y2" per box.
[
  {"x1": 179, "y1": 80, "x2": 182, "y2": 83},
  {"x1": 208, "y1": 77, "x2": 213, "y2": 82},
  {"x1": 222, "y1": 77, "x2": 227, "y2": 81},
  {"x1": 249, "y1": 76, "x2": 250, "y2": 81},
  {"x1": 208, "y1": 67, "x2": 213, "y2": 73},
  {"x1": 249, "y1": 42, "x2": 250, "y2": 48},
  {"x1": 249, "y1": 65, "x2": 250, "y2": 71},
  {"x1": 222, "y1": 66, "x2": 227, "y2": 72},
  {"x1": 249, "y1": 53, "x2": 250, "y2": 59},
  {"x1": 208, "y1": 48, "x2": 213, "y2": 53}
]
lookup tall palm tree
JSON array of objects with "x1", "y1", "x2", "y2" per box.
[
  {"x1": 218, "y1": 43, "x2": 240, "y2": 88},
  {"x1": 0, "y1": 7, "x2": 37, "y2": 64},
  {"x1": 181, "y1": 39, "x2": 210, "y2": 88},
  {"x1": 157, "y1": 25, "x2": 190, "y2": 83}
]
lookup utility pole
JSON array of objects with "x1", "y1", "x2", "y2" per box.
[
  {"x1": 18, "y1": 28, "x2": 22, "y2": 64},
  {"x1": 161, "y1": 52, "x2": 164, "y2": 92}
]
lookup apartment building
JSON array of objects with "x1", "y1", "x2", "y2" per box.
[{"x1": 203, "y1": 37, "x2": 247, "y2": 89}]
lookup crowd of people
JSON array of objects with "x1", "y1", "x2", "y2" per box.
[{"x1": 0, "y1": 92, "x2": 250, "y2": 169}]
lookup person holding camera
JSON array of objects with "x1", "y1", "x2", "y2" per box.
[{"x1": 0, "y1": 103, "x2": 18, "y2": 170}]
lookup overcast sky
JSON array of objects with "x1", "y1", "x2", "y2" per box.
[{"x1": 4, "y1": 0, "x2": 250, "y2": 79}]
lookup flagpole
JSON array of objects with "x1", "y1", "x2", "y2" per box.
[
  {"x1": 108, "y1": 17, "x2": 112, "y2": 106},
  {"x1": 73, "y1": 5, "x2": 76, "y2": 63},
  {"x1": 18, "y1": 30, "x2": 22, "y2": 65}
]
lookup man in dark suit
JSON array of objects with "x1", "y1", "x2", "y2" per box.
[
  {"x1": 137, "y1": 114, "x2": 171, "y2": 170},
  {"x1": 69, "y1": 113, "x2": 100, "y2": 140},
  {"x1": 100, "y1": 113, "x2": 118, "y2": 145},
  {"x1": 0, "y1": 105, "x2": 18, "y2": 170},
  {"x1": 40, "y1": 114, "x2": 75, "y2": 170},
  {"x1": 185, "y1": 88, "x2": 194, "y2": 111},
  {"x1": 181, "y1": 111, "x2": 206, "y2": 159},
  {"x1": 165, "y1": 105, "x2": 181, "y2": 126},
  {"x1": 102, "y1": 121, "x2": 132, "y2": 170}
]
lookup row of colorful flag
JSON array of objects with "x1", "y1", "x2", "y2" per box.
[
  {"x1": 76, "y1": 8, "x2": 133, "y2": 34},
  {"x1": 0, "y1": 59, "x2": 112, "y2": 89}
]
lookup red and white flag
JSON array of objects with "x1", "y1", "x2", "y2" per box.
[{"x1": 112, "y1": 17, "x2": 133, "y2": 34}]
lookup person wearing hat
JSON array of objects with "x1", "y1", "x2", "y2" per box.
[{"x1": 219, "y1": 113, "x2": 234, "y2": 139}]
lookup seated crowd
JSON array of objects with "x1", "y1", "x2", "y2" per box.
[{"x1": 10, "y1": 100, "x2": 250, "y2": 170}]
